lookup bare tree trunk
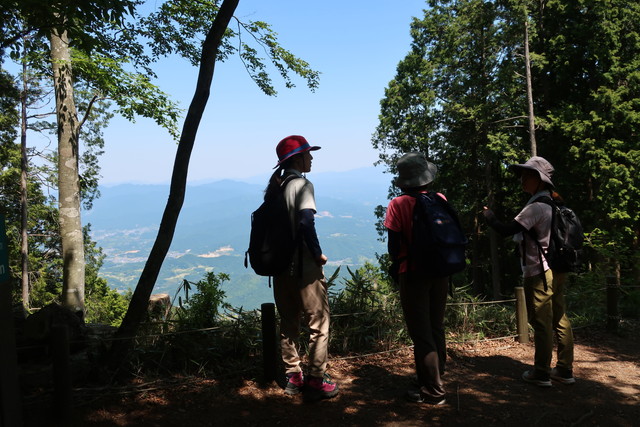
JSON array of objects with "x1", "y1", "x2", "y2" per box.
[
  {"x1": 20, "y1": 49, "x2": 30, "y2": 310},
  {"x1": 50, "y1": 25, "x2": 85, "y2": 315},
  {"x1": 107, "y1": 0, "x2": 240, "y2": 370},
  {"x1": 485, "y1": 162, "x2": 501, "y2": 299},
  {"x1": 632, "y1": 229, "x2": 640, "y2": 286},
  {"x1": 525, "y1": 20, "x2": 537, "y2": 156},
  {"x1": 471, "y1": 211, "x2": 483, "y2": 295}
]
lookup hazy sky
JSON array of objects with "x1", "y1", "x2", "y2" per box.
[{"x1": 98, "y1": 1, "x2": 426, "y2": 184}]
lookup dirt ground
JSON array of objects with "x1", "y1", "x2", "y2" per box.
[{"x1": 23, "y1": 322, "x2": 640, "y2": 427}]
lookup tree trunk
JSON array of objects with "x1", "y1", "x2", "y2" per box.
[
  {"x1": 50, "y1": 25, "x2": 85, "y2": 315},
  {"x1": 107, "y1": 0, "x2": 240, "y2": 370},
  {"x1": 485, "y1": 162, "x2": 501, "y2": 299},
  {"x1": 20, "y1": 51, "x2": 30, "y2": 310},
  {"x1": 524, "y1": 20, "x2": 537, "y2": 156}
]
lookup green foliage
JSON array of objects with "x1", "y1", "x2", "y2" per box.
[
  {"x1": 0, "y1": 75, "x2": 61, "y2": 305},
  {"x1": 84, "y1": 224, "x2": 130, "y2": 325},
  {"x1": 0, "y1": 129, "x2": 117, "y2": 312},
  {"x1": 115, "y1": 263, "x2": 634, "y2": 379},
  {"x1": 0, "y1": 70, "x2": 19, "y2": 139},
  {"x1": 328, "y1": 264, "x2": 522, "y2": 352},
  {"x1": 619, "y1": 288, "x2": 640, "y2": 319},
  {"x1": 233, "y1": 19, "x2": 320, "y2": 95},
  {"x1": 373, "y1": 0, "x2": 531, "y2": 295},
  {"x1": 373, "y1": 0, "x2": 640, "y2": 297},
  {"x1": 329, "y1": 263, "x2": 407, "y2": 353},
  {"x1": 71, "y1": 51, "x2": 182, "y2": 140},
  {"x1": 135, "y1": 0, "x2": 320, "y2": 96},
  {"x1": 565, "y1": 272, "x2": 607, "y2": 326},
  {"x1": 85, "y1": 282, "x2": 131, "y2": 326},
  {"x1": 129, "y1": 271, "x2": 262, "y2": 376},
  {"x1": 3, "y1": 0, "x2": 321, "y2": 321},
  {"x1": 174, "y1": 272, "x2": 228, "y2": 330},
  {"x1": 445, "y1": 285, "x2": 516, "y2": 342}
]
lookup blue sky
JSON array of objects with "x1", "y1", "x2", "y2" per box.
[{"x1": 99, "y1": 1, "x2": 426, "y2": 184}]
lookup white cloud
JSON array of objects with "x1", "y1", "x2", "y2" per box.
[
  {"x1": 198, "y1": 246, "x2": 234, "y2": 258},
  {"x1": 316, "y1": 211, "x2": 334, "y2": 218}
]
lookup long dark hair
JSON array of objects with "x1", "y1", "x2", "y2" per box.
[
  {"x1": 264, "y1": 167, "x2": 284, "y2": 201},
  {"x1": 551, "y1": 190, "x2": 565, "y2": 205},
  {"x1": 264, "y1": 158, "x2": 297, "y2": 201}
]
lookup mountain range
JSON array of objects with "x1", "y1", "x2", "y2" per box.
[{"x1": 85, "y1": 167, "x2": 394, "y2": 309}]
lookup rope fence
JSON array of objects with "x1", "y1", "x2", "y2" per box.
[
  {"x1": 13, "y1": 294, "x2": 520, "y2": 352},
  {"x1": 16, "y1": 279, "x2": 631, "y2": 352},
  {"x1": 12, "y1": 280, "x2": 634, "y2": 419}
]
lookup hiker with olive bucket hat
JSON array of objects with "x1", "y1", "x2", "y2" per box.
[{"x1": 384, "y1": 152, "x2": 463, "y2": 405}]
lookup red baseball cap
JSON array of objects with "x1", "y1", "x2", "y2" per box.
[{"x1": 275, "y1": 135, "x2": 321, "y2": 167}]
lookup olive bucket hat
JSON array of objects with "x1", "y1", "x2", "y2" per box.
[
  {"x1": 509, "y1": 156, "x2": 555, "y2": 188},
  {"x1": 393, "y1": 152, "x2": 438, "y2": 189}
]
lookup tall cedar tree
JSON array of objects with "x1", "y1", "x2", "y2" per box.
[
  {"x1": 373, "y1": 0, "x2": 530, "y2": 296},
  {"x1": 374, "y1": 0, "x2": 640, "y2": 293},
  {"x1": 534, "y1": 0, "x2": 640, "y2": 282}
]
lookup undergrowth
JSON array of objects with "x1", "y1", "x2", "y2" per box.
[{"x1": 122, "y1": 264, "x2": 628, "y2": 378}]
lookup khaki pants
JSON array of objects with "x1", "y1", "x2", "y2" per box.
[
  {"x1": 273, "y1": 258, "x2": 329, "y2": 378},
  {"x1": 523, "y1": 269, "x2": 574, "y2": 373}
]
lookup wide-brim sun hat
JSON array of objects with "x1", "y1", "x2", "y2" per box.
[
  {"x1": 275, "y1": 135, "x2": 320, "y2": 168},
  {"x1": 510, "y1": 156, "x2": 555, "y2": 188},
  {"x1": 393, "y1": 152, "x2": 438, "y2": 189}
]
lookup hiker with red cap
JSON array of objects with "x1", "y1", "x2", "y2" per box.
[
  {"x1": 266, "y1": 135, "x2": 339, "y2": 402},
  {"x1": 483, "y1": 156, "x2": 575, "y2": 387}
]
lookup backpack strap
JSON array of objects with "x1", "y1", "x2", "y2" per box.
[
  {"x1": 394, "y1": 191, "x2": 456, "y2": 296},
  {"x1": 281, "y1": 174, "x2": 307, "y2": 279},
  {"x1": 522, "y1": 232, "x2": 551, "y2": 292},
  {"x1": 523, "y1": 196, "x2": 557, "y2": 291},
  {"x1": 265, "y1": 174, "x2": 303, "y2": 284}
]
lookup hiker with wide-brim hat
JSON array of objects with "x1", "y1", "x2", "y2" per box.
[
  {"x1": 483, "y1": 156, "x2": 575, "y2": 387},
  {"x1": 265, "y1": 135, "x2": 339, "y2": 402},
  {"x1": 384, "y1": 152, "x2": 449, "y2": 405}
]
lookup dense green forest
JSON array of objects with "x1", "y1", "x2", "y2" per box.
[
  {"x1": 372, "y1": 0, "x2": 640, "y2": 300},
  {"x1": 1, "y1": 0, "x2": 639, "y2": 368}
]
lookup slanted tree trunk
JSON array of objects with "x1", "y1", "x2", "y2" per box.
[
  {"x1": 107, "y1": 0, "x2": 240, "y2": 370},
  {"x1": 50, "y1": 24, "x2": 85, "y2": 315}
]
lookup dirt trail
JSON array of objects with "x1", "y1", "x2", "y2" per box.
[{"x1": 23, "y1": 324, "x2": 640, "y2": 426}]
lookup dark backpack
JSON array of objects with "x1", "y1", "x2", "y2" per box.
[
  {"x1": 409, "y1": 192, "x2": 468, "y2": 278},
  {"x1": 533, "y1": 196, "x2": 584, "y2": 273},
  {"x1": 245, "y1": 176, "x2": 299, "y2": 277}
]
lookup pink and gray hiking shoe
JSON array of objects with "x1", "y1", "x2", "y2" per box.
[
  {"x1": 284, "y1": 371, "x2": 305, "y2": 395},
  {"x1": 304, "y1": 373, "x2": 339, "y2": 402}
]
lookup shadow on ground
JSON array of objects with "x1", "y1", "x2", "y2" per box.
[{"x1": 22, "y1": 325, "x2": 640, "y2": 426}]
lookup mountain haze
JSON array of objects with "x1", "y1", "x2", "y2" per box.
[{"x1": 85, "y1": 167, "x2": 393, "y2": 309}]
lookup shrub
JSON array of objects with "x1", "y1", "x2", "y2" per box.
[
  {"x1": 329, "y1": 263, "x2": 407, "y2": 353},
  {"x1": 131, "y1": 272, "x2": 262, "y2": 376}
]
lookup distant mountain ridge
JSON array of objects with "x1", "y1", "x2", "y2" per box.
[{"x1": 85, "y1": 167, "x2": 393, "y2": 309}]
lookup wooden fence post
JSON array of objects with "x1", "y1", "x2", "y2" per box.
[
  {"x1": 515, "y1": 286, "x2": 529, "y2": 343},
  {"x1": 261, "y1": 303, "x2": 277, "y2": 382},
  {"x1": 606, "y1": 275, "x2": 620, "y2": 332},
  {"x1": 51, "y1": 323, "x2": 72, "y2": 421}
]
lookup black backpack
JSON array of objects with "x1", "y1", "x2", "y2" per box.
[
  {"x1": 532, "y1": 196, "x2": 584, "y2": 273},
  {"x1": 245, "y1": 176, "x2": 299, "y2": 277},
  {"x1": 409, "y1": 192, "x2": 468, "y2": 278}
]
